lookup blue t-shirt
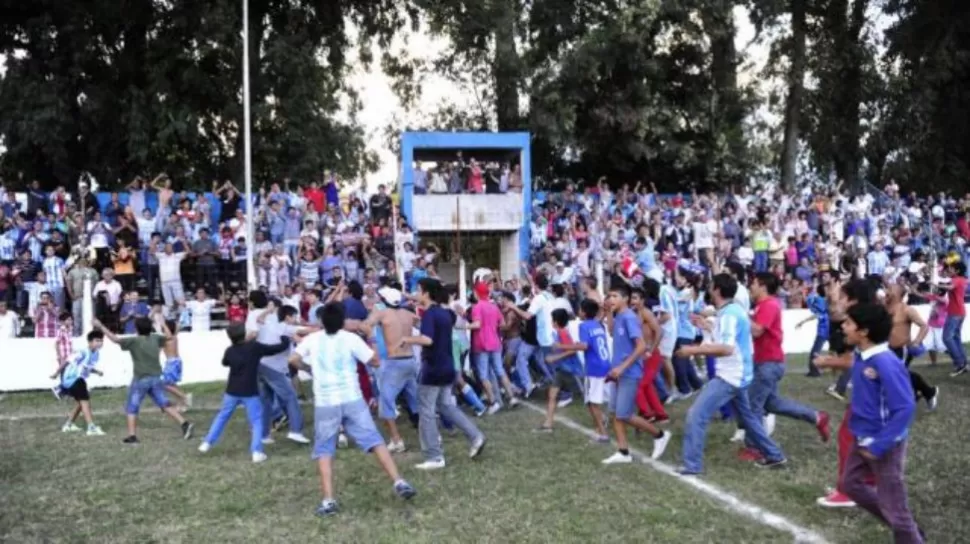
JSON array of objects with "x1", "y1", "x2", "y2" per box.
[
  {"x1": 611, "y1": 308, "x2": 644, "y2": 380},
  {"x1": 676, "y1": 289, "x2": 696, "y2": 339},
  {"x1": 806, "y1": 294, "x2": 829, "y2": 337},
  {"x1": 419, "y1": 305, "x2": 458, "y2": 386},
  {"x1": 553, "y1": 328, "x2": 583, "y2": 376},
  {"x1": 343, "y1": 298, "x2": 368, "y2": 321},
  {"x1": 578, "y1": 319, "x2": 610, "y2": 378}
]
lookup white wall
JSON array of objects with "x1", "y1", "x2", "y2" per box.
[
  {"x1": 1, "y1": 305, "x2": 962, "y2": 392},
  {"x1": 412, "y1": 194, "x2": 524, "y2": 232}
]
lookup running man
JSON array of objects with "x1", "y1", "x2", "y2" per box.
[
  {"x1": 739, "y1": 272, "x2": 830, "y2": 463},
  {"x1": 601, "y1": 283, "x2": 671, "y2": 465},
  {"x1": 289, "y1": 302, "x2": 416, "y2": 517},
  {"x1": 50, "y1": 330, "x2": 107, "y2": 436},
  {"x1": 676, "y1": 273, "x2": 787, "y2": 475},
  {"x1": 885, "y1": 283, "x2": 938, "y2": 409},
  {"x1": 94, "y1": 317, "x2": 194, "y2": 444}
]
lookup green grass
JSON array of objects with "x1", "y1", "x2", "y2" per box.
[{"x1": 1, "y1": 357, "x2": 966, "y2": 543}]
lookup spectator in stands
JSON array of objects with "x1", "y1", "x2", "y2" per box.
[
  {"x1": 157, "y1": 242, "x2": 187, "y2": 308},
  {"x1": 120, "y1": 290, "x2": 150, "y2": 334},
  {"x1": 187, "y1": 287, "x2": 218, "y2": 332},
  {"x1": 93, "y1": 269, "x2": 123, "y2": 331},
  {"x1": 192, "y1": 228, "x2": 220, "y2": 294},
  {"x1": 33, "y1": 291, "x2": 58, "y2": 338},
  {"x1": 0, "y1": 300, "x2": 19, "y2": 338}
]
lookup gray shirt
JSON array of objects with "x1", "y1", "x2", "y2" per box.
[
  {"x1": 192, "y1": 238, "x2": 218, "y2": 266},
  {"x1": 246, "y1": 312, "x2": 297, "y2": 373}
]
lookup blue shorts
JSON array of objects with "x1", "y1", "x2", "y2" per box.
[
  {"x1": 312, "y1": 399, "x2": 384, "y2": 459},
  {"x1": 126, "y1": 376, "x2": 172, "y2": 415},
  {"x1": 608, "y1": 377, "x2": 639, "y2": 420},
  {"x1": 162, "y1": 358, "x2": 183, "y2": 385}
]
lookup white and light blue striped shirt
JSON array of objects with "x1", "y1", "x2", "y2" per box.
[
  {"x1": 713, "y1": 302, "x2": 754, "y2": 388},
  {"x1": 0, "y1": 234, "x2": 15, "y2": 261},
  {"x1": 42, "y1": 256, "x2": 66, "y2": 288},
  {"x1": 295, "y1": 330, "x2": 374, "y2": 407},
  {"x1": 61, "y1": 348, "x2": 100, "y2": 389}
]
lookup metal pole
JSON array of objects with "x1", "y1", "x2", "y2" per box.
[
  {"x1": 242, "y1": 0, "x2": 257, "y2": 290},
  {"x1": 456, "y1": 197, "x2": 466, "y2": 306}
]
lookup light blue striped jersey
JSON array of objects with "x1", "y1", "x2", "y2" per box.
[
  {"x1": 294, "y1": 329, "x2": 374, "y2": 407},
  {"x1": 61, "y1": 349, "x2": 100, "y2": 389},
  {"x1": 712, "y1": 302, "x2": 754, "y2": 388}
]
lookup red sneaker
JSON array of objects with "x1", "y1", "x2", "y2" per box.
[
  {"x1": 816, "y1": 490, "x2": 856, "y2": 508},
  {"x1": 816, "y1": 411, "x2": 831, "y2": 443},
  {"x1": 737, "y1": 447, "x2": 764, "y2": 462}
]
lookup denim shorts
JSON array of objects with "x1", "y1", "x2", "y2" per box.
[
  {"x1": 161, "y1": 358, "x2": 183, "y2": 385},
  {"x1": 126, "y1": 376, "x2": 172, "y2": 415},
  {"x1": 312, "y1": 399, "x2": 385, "y2": 459},
  {"x1": 608, "y1": 377, "x2": 639, "y2": 420},
  {"x1": 474, "y1": 350, "x2": 506, "y2": 382}
]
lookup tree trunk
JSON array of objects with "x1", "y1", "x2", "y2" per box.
[
  {"x1": 703, "y1": 2, "x2": 743, "y2": 183},
  {"x1": 837, "y1": 0, "x2": 868, "y2": 192},
  {"x1": 491, "y1": 0, "x2": 520, "y2": 131},
  {"x1": 780, "y1": 0, "x2": 807, "y2": 191}
]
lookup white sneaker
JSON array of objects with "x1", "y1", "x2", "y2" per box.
[
  {"x1": 261, "y1": 437, "x2": 275, "y2": 445},
  {"x1": 557, "y1": 396, "x2": 573, "y2": 408},
  {"x1": 650, "y1": 431, "x2": 672, "y2": 460},
  {"x1": 337, "y1": 433, "x2": 348, "y2": 448},
  {"x1": 508, "y1": 397, "x2": 520, "y2": 408},
  {"x1": 664, "y1": 392, "x2": 683, "y2": 405},
  {"x1": 252, "y1": 452, "x2": 268, "y2": 463},
  {"x1": 61, "y1": 422, "x2": 81, "y2": 433},
  {"x1": 387, "y1": 440, "x2": 407, "y2": 453},
  {"x1": 286, "y1": 432, "x2": 310, "y2": 444},
  {"x1": 85, "y1": 425, "x2": 105, "y2": 436},
  {"x1": 469, "y1": 436, "x2": 487, "y2": 459},
  {"x1": 765, "y1": 414, "x2": 776, "y2": 437},
  {"x1": 525, "y1": 384, "x2": 536, "y2": 398},
  {"x1": 729, "y1": 429, "x2": 746, "y2": 442},
  {"x1": 601, "y1": 451, "x2": 633, "y2": 465},
  {"x1": 486, "y1": 403, "x2": 501, "y2": 415},
  {"x1": 415, "y1": 459, "x2": 446, "y2": 470},
  {"x1": 198, "y1": 442, "x2": 211, "y2": 453},
  {"x1": 928, "y1": 387, "x2": 940, "y2": 411}
]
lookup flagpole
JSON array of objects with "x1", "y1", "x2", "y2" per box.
[{"x1": 242, "y1": 0, "x2": 257, "y2": 290}]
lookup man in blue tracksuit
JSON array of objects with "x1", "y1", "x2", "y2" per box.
[{"x1": 839, "y1": 303, "x2": 923, "y2": 543}]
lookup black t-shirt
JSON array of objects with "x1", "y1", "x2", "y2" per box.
[
  {"x1": 220, "y1": 194, "x2": 241, "y2": 224},
  {"x1": 223, "y1": 338, "x2": 290, "y2": 397},
  {"x1": 419, "y1": 305, "x2": 458, "y2": 386}
]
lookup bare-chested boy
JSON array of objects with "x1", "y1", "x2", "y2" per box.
[{"x1": 885, "y1": 284, "x2": 938, "y2": 409}]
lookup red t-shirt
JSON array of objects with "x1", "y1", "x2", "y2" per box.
[
  {"x1": 948, "y1": 276, "x2": 967, "y2": 317},
  {"x1": 752, "y1": 296, "x2": 784, "y2": 364},
  {"x1": 304, "y1": 188, "x2": 325, "y2": 213}
]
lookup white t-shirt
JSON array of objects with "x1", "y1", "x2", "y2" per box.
[
  {"x1": 527, "y1": 291, "x2": 555, "y2": 347},
  {"x1": 692, "y1": 219, "x2": 716, "y2": 249},
  {"x1": 187, "y1": 299, "x2": 216, "y2": 332},
  {"x1": 93, "y1": 280, "x2": 123, "y2": 305},
  {"x1": 294, "y1": 330, "x2": 373, "y2": 407},
  {"x1": 0, "y1": 312, "x2": 19, "y2": 338}
]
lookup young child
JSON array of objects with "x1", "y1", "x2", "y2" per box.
[
  {"x1": 50, "y1": 330, "x2": 107, "y2": 436},
  {"x1": 159, "y1": 318, "x2": 192, "y2": 411},
  {"x1": 198, "y1": 323, "x2": 291, "y2": 463},
  {"x1": 839, "y1": 303, "x2": 923, "y2": 542},
  {"x1": 577, "y1": 299, "x2": 612, "y2": 442},
  {"x1": 535, "y1": 309, "x2": 585, "y2": 432}
]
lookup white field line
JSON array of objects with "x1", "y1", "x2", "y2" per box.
[{"x1": 520, "y1": 401, "x2": 831, "y2": 544}]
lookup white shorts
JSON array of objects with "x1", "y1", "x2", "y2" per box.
[
  {"x1": 924, "y1": 327, "x2": 946, "y2": 352},
  {"x1": 659, "y1": 335, "x2": 676, "y2": 359},
  {"x1": 585, "y1": 377, "x2": 608, "y2": 405}
]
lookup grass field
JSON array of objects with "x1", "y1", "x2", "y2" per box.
[{"x1": 1, "y1": 357, "x2": 967, "y2": 543}]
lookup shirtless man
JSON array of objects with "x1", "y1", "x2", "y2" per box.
[
  {"x1": 824, "y1": 274, "x2": 852, "y2": 401},
  {"x1": 151, "y1": 306, "x2": 192, "y2": 411},
  {"x1": 363, "y1": 286, "x2": 420, "y2": 453},
  {"x1": 500, "y1": 291, "x2": 524, "y2": 392},
  {"x1": 885, "y1": 284, "x2": 938, "y2": 409}
]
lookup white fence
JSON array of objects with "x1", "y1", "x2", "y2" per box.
[{"x1": 0, "y1": 305, "x2": 963, "y2": 392}]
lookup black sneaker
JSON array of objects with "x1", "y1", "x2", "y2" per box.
[
  {"x1": 754, "y1": 457, "x2": 788, "y2": 469},
  {"x1": 949, "y1": 366, "x2": 967, "y2": 378},
  {"x1": 122, "y1": 435, "x2": 139, "y2": 444},
  {"x1": 394, "y1": 480, "x2": 417, "y2": 500},
  {"x1": 315, "y1": 499, "x2": 339, "y2": 517},
  {"x1": 181, "y1": 421, "x2": 194, "y2": 440}
]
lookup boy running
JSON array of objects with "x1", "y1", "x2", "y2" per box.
[
  {"x1": 94, "y1": 317, "x2": 195, "y2": 444},
  {"x1": 535, "y1": 309, "x2": 586, "y2": 432},
  {"x1": 157, "y1": 317, "x2": 193, "y2": 411},
  {"x1": 50, "y1": 330, "x2": 107, "y2": 436},
  {"x1": 577, "y1": 299, "x2": 612, "y2": 442}
]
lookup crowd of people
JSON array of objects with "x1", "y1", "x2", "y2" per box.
[{"x1": 21, "y1": 171, "x2": 966, "y2": 542}]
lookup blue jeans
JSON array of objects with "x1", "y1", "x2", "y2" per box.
[
  {"x1": 943, "y1": 315, "x2": 967, "y2": 369},
  {"x1": 258, "y1": 366, "x2": 303, "y2": 437},
  {"x1": 807, "y1": 334, "x2": 825, "y2": 376},
  {"x1": 514, "y1": 344, "x2": 553, "y2": 391},
  {"x1": 682, "y1": 377, "x2": 785, "y2": 473},
  {"x1": 673, "y1": 338, "x2": 703, "y2": 394},
  {"x1": 743, "y1": 363, "x2": 816, "y2": 450},
  {"x1": 204, "y1": 394, "x2": 264, "y2": 454},
  {"x1": 754, "y1": 251, "x2": 769, "y2": 272},
  {"x1": 705, "y1": 356, "x2": 732, "y2": 420},
  {"x1": 378, "y1": 357, "x2": 420, "y2": 420}
]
